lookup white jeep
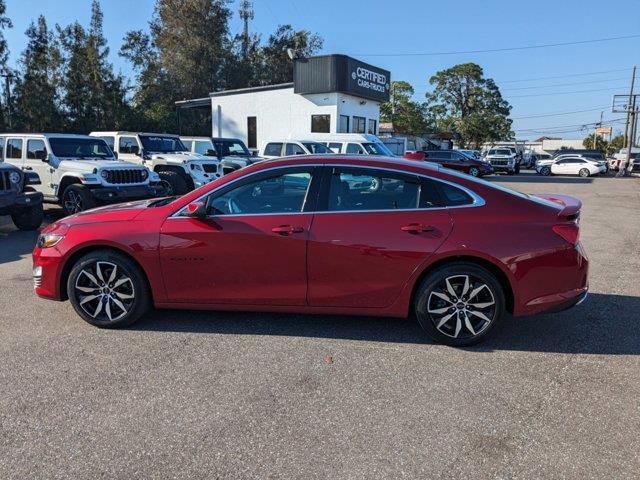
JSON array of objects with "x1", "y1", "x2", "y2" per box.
[
  {"x1": 0, "y1": 133, "x2": 165, "y2": 216},
  {"x1": 90, "y1": 132, "x2": 223, "y2": 195}
]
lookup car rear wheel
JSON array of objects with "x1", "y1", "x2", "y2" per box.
[
  {"x1": 67, "y1": 250, "x2": 151, "y2": 328},
  {"x1": 158, "y1": 170, "x2": 190, "y2": 195},
  {"x1": 11, "y1": 203, "x2": 44, "y2": 230},
  {"x1": 579, "y1": 168, "x2": 590, "y2": 177},
  {"x1": 62, "y1": 184, "x2": 95, "y2": 216},
  {"x1": 414, "y1": 263, "x2": 505, "y2": 347},
  {"x1": 468, "y1": 167, "x2": 480, "y2": 177}
]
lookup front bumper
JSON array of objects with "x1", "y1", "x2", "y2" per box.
[
  {"x1": 0, "y1": 190, "x2": 44, "y2": 214},
  {"x1": 89, "y1": 184, "x2": 166, "y2": 203}
]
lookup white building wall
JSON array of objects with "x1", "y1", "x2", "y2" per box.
[{"x1": 210, "y1": 87, "x2": 381, "y2": 147}]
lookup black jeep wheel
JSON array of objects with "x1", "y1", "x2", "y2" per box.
[
  {"x1": 11, "y1": 203, "x2": 44, "y2": 230},
  {"x1": 158, "y1": 170, "x2": 190, "y2": 195},
  {"x1": 62, "y1": 184, "x2": 95, "y2": 216}
]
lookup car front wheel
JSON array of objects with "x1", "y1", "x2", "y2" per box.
[
  {"x1": 62, "y1": 184, "x2": 95, "y2": 216},
  {"x1": 540, "y1": 166, "x2": 551, "y2": 176},
  {"x1": 468, "y1": 167, "x2": 480, "y2": 177},
  {"x1": 67, "y1": 250, "x2": 151, "y2": 328},
  {"x1": 158, "y1": 170, "x2": 190, "y2": 195},
  {"x1": 414, "y1": 263, "x2": 506, "y2": 347}
]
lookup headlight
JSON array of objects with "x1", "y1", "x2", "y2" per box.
[
  {"x1": 141, "y1": 169, "x2": 149, "y2": 179},
  {"x1": 100, "y1": 170, "x2": 108, "y2": 179},
  {"x1": 190, "y1": 163, "x2": 203, "y2": 171},
  {"x1": 9, "y1": 171, "x2": 20, "y2": 184},
  {"x1": 149, "y1": 171, "x2": 160, "y2": 182},
  {"x1": 37, "y1": 234, "x2": 64, "y2": 248}
]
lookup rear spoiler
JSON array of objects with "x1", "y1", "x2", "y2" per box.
[{"x1": 532, "y1": 194, "x2": 582, "y2": 219}]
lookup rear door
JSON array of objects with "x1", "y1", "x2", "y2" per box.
[{"x1": 307, "y1": 166, "x2": 453, "y2": 308}]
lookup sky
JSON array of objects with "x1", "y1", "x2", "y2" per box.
[{"x1": 4, "y1": 0, "x2": 640, "y2": 140}]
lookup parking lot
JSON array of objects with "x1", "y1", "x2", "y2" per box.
[{"x1": 1, "y1": 172, "x2": 639, "y2": 478}]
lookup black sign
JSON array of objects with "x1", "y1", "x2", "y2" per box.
[{"x1": 294, "y1": 54, "x2": 391, "y2": 103}]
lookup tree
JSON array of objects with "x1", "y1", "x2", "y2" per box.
[
  {"x1": 256, "y1": 25, "x2": 322, "y2": 85},
  {"x1": 380, "y1": 81, "x2": 431, "y2": 135},
  {"x1": 13, "y1": 16, "x2": 62, "y2": 131},
  {"x1": 0, "y1": 0, "x2": 11, "y2": 130},
  {"x1": 426, "y1": 63, "x2": 512, "y2": 148},
  {"x1": 58, "y1": 1, "x2": 130, "y2": 132},
  {"x1": 582, "y1": 134, "x2": 608, "y2": 152}
]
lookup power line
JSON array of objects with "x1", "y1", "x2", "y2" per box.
[
  {"x1": 511, "y1": 106, "x2": 612, "y2": 119},
  {"x1": 508, "y1": 86, "x2": 626, "y2": 98},
  {"x1": 496, "y1": 67, "x2": 632, "y2": 84},
  {"x1": 513, "y1": 118, "x2": 626, "y2": 132},
  {"x1": 502, "y1": 76, "x2": 632, "y2": 91},
  {"x1": 351, "y1": 34, "x2": 640, "y2": 57}
]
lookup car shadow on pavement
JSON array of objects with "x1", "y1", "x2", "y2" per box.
[
  {"x1": 0, "y1": 223, "x2": 38, "y2": 265},
  {"x1": 133, "y1": 292, "x2": 639, "y2": 355}
]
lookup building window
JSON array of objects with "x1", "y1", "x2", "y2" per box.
[
  {"x1": 311, "y1": 114, "x2": 330, "y2": 133},
  {"x1": 368, "y1": 119, "x2": 377, "y2": 135},
  {"x1": 339, "y1": 115, "x2": 350, "y2": 133},
  {"x1": 352, "y1": 116, "x2": 366, "y2": 134},
  {"x1": 247, "y1": 117, "x2": 257, "y2": 149}
]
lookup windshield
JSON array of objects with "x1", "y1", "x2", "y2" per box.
[
  {"x1": 362, "y1": 142, "x2": 394, "y2": 156},
  {"x1": 489, "y1": 149, "x2": 512, "y2": 155},
  {"x1": 214, "y1": 139, "x2": 251, "y2": 157},
  {"x1": 140, "y1": 135, "x2": 187, "y2": 153},
  {"x1": 49, "y1": 137, "x2": 114, "y2": 159},
  {"x1": 302, "y1": 142, "x2": 331, "y2": 154}
]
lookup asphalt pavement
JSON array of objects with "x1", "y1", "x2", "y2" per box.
[{"x1": 0, "y1": 172, "x2": 638, "y2": 479}]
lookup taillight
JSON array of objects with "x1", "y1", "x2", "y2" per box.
[{"x1": 553, "y1": 223, "x2": 580, "y2": 246}]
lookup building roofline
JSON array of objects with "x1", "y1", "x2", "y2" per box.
[{"x1": 209, "y1": 83, "x2": 294, "y2": 98}]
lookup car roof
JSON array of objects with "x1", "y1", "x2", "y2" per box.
[
  {"x1": 90, "y1": 131, "x2": 180, "y2": 137},
  {"x1": 253, "y1": 154, "x2": 440, "y2": 173},
  {"x1": 0, "y1": 133, "x2": 97, "y2": 139}
]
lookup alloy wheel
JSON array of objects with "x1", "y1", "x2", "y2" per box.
[
  {"x1": 159, "y1": 180, "x2": 174, "y2": 195},
  {"x1": 469, "y1": 167, "x2": 480, "y2": 177},
  {"x1": 64, "y1": 190, "x2": 83, "y2": 214},
  {"x1": 426, "y1": 274, "x2": 496, "y2": 339},
  {"x1": 74, "y1": 261, "x2": 135, "y2": 322}
]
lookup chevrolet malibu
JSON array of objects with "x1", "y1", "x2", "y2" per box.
[{"x1": 32, "y1": 156, "x2": 588, "y2": 346}]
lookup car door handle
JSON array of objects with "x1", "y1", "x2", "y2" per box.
[
  {"x1": 271, "y1": 225, "x2": 304, "y2": 235},
  {"x1": 401, "y1": 223, "x2": 436, "y2": 234},
  {"x1": 22, "y1": 166, "x2": 33, "y2": 171}
]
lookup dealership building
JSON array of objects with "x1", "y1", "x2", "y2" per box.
[{"x1": 176, "y1": 54, "x2": 391, "y2": 150}]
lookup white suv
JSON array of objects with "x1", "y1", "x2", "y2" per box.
[
  {"x1": 484, "y1": 148, "x2": 518, "y2": 174},
  {"x1": 0, "y1": 133, "x2": 164, "y2": 215},
  {"x1": 259, "y1": 140, "x2": 332, "y2": 159},
  {"x1": 180, "y1": 136, "x2": 260, "y2": 173},
  {"x1": 90, "y1": 132, "x2": 224, "y2": 195}
]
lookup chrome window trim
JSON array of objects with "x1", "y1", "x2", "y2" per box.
[{"x1": 170, "y1": 163, "x2": 485, "y2": 219}]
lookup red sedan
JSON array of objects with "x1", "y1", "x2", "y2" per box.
[{"x1": 32, "y1": 156, "x2": 588, "y2": 346}]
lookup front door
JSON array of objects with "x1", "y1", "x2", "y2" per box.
[
  {"x1": 25, "y1": 138, "x2": 54, "y2": 195},
  {"x1": 307, "y1": 166, "x2": 453, "y2": 308},
  {"x1": 159, "y1": 166, "x2": 319, "y2": 305}
]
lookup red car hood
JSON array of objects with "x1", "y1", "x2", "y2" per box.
[
  {"x1": 532, "y1": 194, "x2": 582, "y2": 218},
  {"x1": 60, "y1": 199, "x2": 158, "y2": 226}
]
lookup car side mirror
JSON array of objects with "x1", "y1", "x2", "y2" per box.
[
  {"x1": 185, "y1": 201, "x2": 207, "y2": 219},
  {"x1": 205, "y1": 149, "x2": 217, "y2": 157}
]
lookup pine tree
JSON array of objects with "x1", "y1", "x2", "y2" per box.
[
  {"x1": 0, "y1": 0, "x2": 12, "y2": 130},
  {"x1": 13, "y1": 16, "x2": 62, "y2": 131}
]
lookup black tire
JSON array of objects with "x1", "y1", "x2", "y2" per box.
[
  {"x1": 62, "y1": 184, "x2": 95, "y2": 216},
  {"x1": 579, "y1": 168, "x2": 590, "y2": 178},
  {"x1": 468, "y1": 167, "x2": 480, "y2": 177},
  {"x1": 515, "y1": 165, "x2": 521, "y2": 174},
  {"x1": 157, "y1": 170, "x2": 190, "y2": 195},
  {"x1": 67, "y1": 249, "x2": 151, "y2": 328},
  {"x1": 11, "y1": 202, "x2": 44, "y2": 230},
  {"x1": 540, "y1": 166, "x2": 551, "y2": 176},
  {"x1": 414, "y1": 262, "x2": 506, "y2": 347}
]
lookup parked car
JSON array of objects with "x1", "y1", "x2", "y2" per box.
[
  {"x1": 528, "y1": 152, "x2": 553, "y2": 168},
  {"x1": 0, "y1": 163, "x2": 44, "y2": 230},
  {"x1": 90, "y1": 132, "x2": 224, "y2": 195},
  {"x1": 553, "y1": 149, "x2": 606, "y2": 162},
  {"x1": 484, "y1": 148, "x2": 519, "y2": 174},
  {"x1": 258, "y1": 140, "x2": 332, "y2": 159},
  {"x1": 180, "y1": 136, "x2": 261, "y2": 174},
  {"x1": 425, "y1": 149, "x2": 493, "y2": 177},
  {"x1": 0, "y1": 133, "x2": 165, "y2": 216},
  {"x1": 609, "y1": 149, "x2": 640, "y2": 172},
  {"x1": 312, "y1": 133, "x2": 395, "y2": 156},
  {"x1": 552, "y1": 153, "x2": 608, "y2": 173},
  {"x1": 32, "y1": 155, "x2": 588, "y2": 347},
  {"x1": 537, "y1": 155, "x2": 607, "y2": 177},
  {"x1": 457, "y1": 149, "x2": 481, "y2": 160}
]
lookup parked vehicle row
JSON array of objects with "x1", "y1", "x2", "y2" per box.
[
  {"x1": 535, "y1": 153, "x2": 607, "y2": 177},
  {"x1": 424, "y1": 150, "x2": 493, "y2": 177},
  {"x1": 32, "y1": 155, "x2": 589, "y2": 347}
]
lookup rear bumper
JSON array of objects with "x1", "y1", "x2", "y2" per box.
[
  {"x1": 0, "y1": 191, "x2": 43, "y2": 214},
  {"x1": 90, "y1": 184, "x2": 166, "y2": 202}
]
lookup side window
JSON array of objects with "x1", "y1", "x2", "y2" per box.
[
  {"x1": 6, "y1": 139, "x2": 23, "y2": 159},
  {"x1": 326, "y1": 167, "x2": 420, "y2": 212},
  {"x1": 119, "y1": 136, "x2": 139, "y2": 154},
  {"x1": 285, "y1": 143, "x2": 306, "y2": 156},
  {"x1": 263, "y1": 143, "x2": 282, "y2": 156},
  {"x1": 437, "y1": 182, "x2": 474, "y2": 207},
  {"x1": 439, "y1": 151, "x2": 452, "y2": 160},
  {"x1": 207, "y1": 170, "x2": 313, "y2": 216},
  {"x1": 181, "y1": 140, "x2": 193, "y2": 151},
  {"x1": 98, "y1": 136, "x2": 115, "y2": 150},
  {"x1": 194, "y1": 141, "x2": 214, "y2": 156},
  {"x1": 328, "y1": 142, "x2": 342, "y2": 153},
  {"x1": 27, "y1": 139, "x2": 47, "y2": 159},
  {"x1": 346, "y1": 143, "x2": 364, "y2": 154}
]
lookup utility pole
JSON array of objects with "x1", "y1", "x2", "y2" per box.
[
  {"x1": 593, "y1": 110, "x2": 603, "y2": 149},
  {"x1": 239, "y1": 0, "x2": 254, "y2": 60},
  {"x1": 618, "y1": 66, "x2": 636, "y2": 177}
]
